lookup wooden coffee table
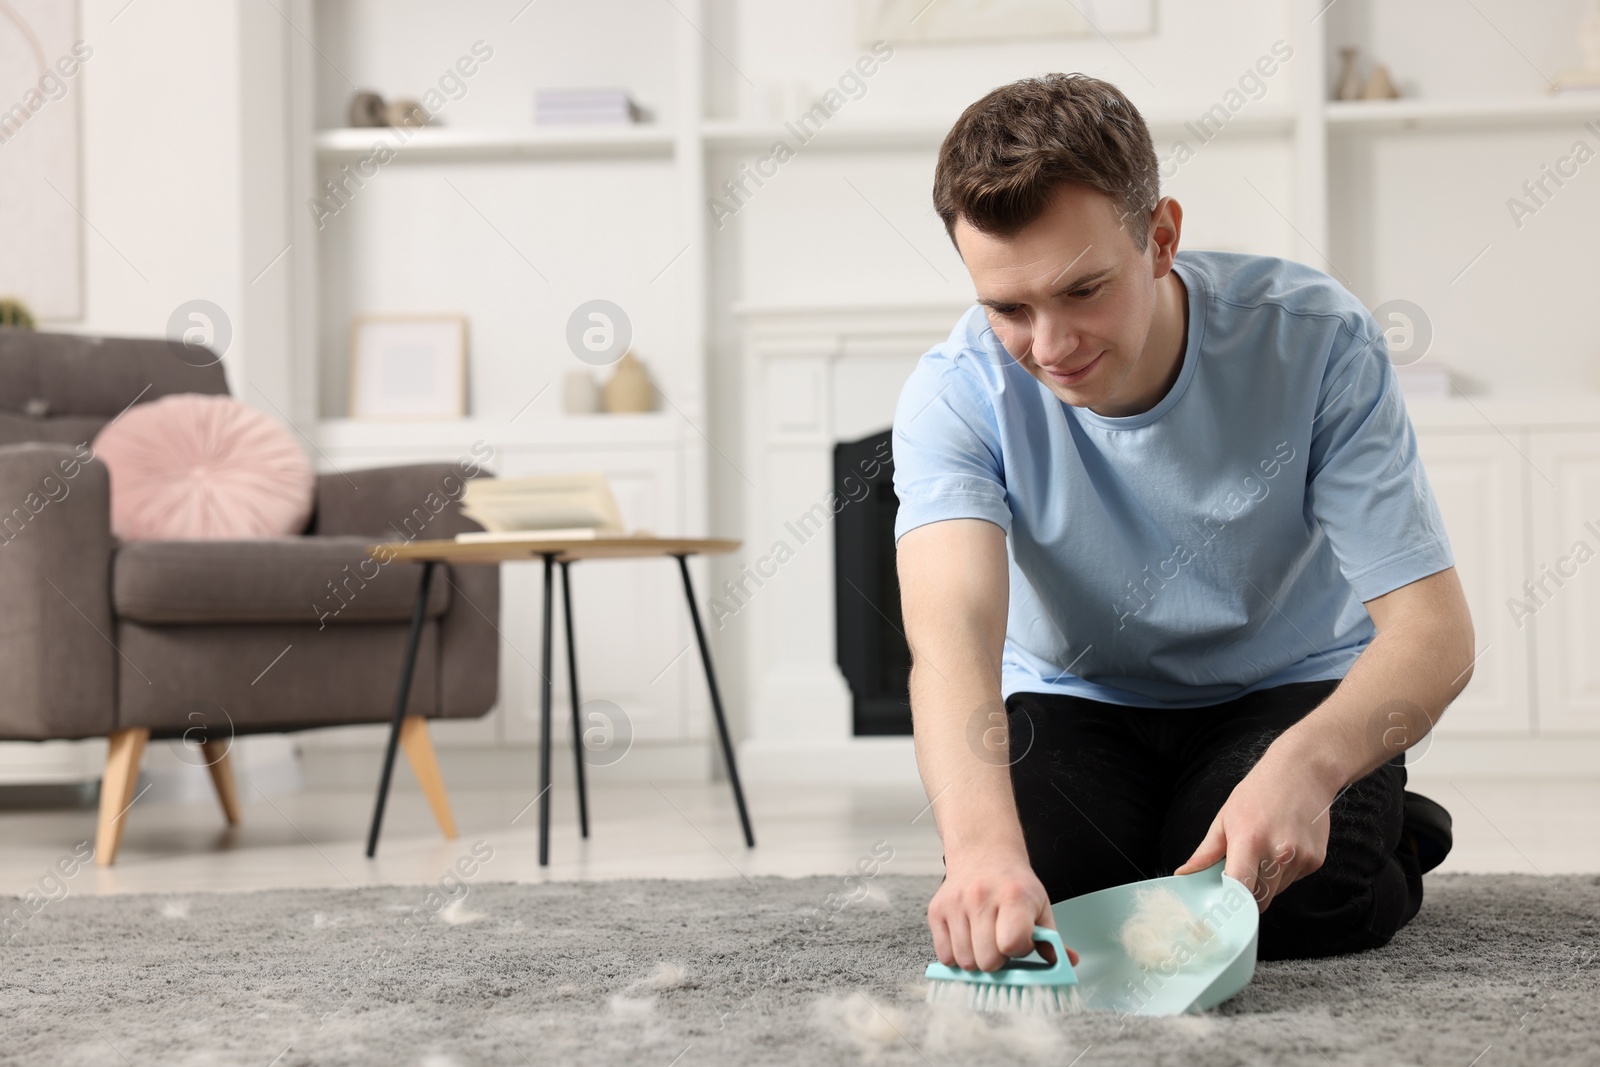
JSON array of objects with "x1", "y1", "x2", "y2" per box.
[{"x1": 361, "y1": 536, "x2": 750, "y2": 865}]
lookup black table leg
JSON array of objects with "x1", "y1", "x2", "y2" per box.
[
  {"x1": 675, "y1": 554, "x2": 755, "y2": 848},
  {"x1": 366, "y1": 560, "x2": 436, "y2": 858},
  {"x1": 538, "y1": 553, "x2": 555, "y2": 866},
  {"x1": 560, "y1": 560, "x2": 589, "y2": 838}
]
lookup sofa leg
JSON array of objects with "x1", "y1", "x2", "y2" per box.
[
  {"x1": 96, "y1": 728, "x2": 150, "y2": 866},
  {"x1": 400, "y1": 715, "x2": 457, "y2": 839},
  {"x1": 202, "y1": 741, "x2": 240, "y2": 825}
]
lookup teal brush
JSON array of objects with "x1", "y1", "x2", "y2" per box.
[{"x1": 924, "y1": 926, "x2": 1079, "y2": 1014}]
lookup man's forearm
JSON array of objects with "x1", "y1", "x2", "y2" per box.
[
  {"x1": 909, "y1": 662, "x2": 1028, "y2": 861},
  {"x1": 897, "y1": 519, "x2": 1025, "y2": 861},
  {"x1": 1267, "y1": 599, "x2": 1475, "y2": 797}
]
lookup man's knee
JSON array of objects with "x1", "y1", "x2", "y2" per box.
[{"x1": 1257, "y1": 854, "x2": 1416, "y2": 960}]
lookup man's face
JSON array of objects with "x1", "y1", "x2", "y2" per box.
[{"x1": 954, "y1": 183, "x2": 1171, "y2": 415}]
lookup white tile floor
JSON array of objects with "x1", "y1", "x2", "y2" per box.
[
  {"x1": 0, "y1": 779, "x2": 944, "y2": 896},
  {"x1": 1, "y1": 770, "x2": 1595, "y2": 897}
]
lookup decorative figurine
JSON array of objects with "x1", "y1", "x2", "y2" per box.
[
  {"x1": 603, "y1": 351, "x2": 655, "y2": 413},
  {"x1": 1335, "y1": 47, "x2": 1364, "y2": 101},
  {"x1": 1361, "y1": 63, "x2": 1401, "y2": 100},
  {"x1": 385, "y1": 98, "x2": 430, "y2": 130},
  {"x1": 348, "y1": 91, "x2": 387, "y2": 127}
]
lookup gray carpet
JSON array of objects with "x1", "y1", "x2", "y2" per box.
[{"x1": 3, "y1": 872, "x2": 1597, "y2": 1066}]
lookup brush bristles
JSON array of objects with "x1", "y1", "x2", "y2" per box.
[{"x1": 925, "y1": 980, "x2": 1082, "y2": 1015}]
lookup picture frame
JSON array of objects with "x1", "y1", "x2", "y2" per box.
[
  {"x1": 348, "y1": 314, "x2": 468, "y2": 419},
  {"x1": 856, "y1": 0, "x2": 1155, "y2": 45}
]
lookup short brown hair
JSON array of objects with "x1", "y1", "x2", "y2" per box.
[{"x1": 933, "y1": 73, "x2": 1160, "y2": 251}]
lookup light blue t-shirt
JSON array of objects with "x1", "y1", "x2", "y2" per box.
[{"x1": 891, "y1": 249, "x2": 1454, "y2": 708}]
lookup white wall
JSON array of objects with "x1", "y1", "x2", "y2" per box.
[
  {"x1": 71, "y1": 0, "x2": 243, "y2": 336},
  {"x1": 62, "y1": 0, "x2": 304, "y2": 417}
]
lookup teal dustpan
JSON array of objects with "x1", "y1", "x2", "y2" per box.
[{"x1": 1049, "y1": 861, "x2": 1258, "y2": 1016}]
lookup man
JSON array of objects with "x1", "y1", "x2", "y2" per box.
[{"x1": 892, "y1": 73, "x2": 1474, "y2": 969}]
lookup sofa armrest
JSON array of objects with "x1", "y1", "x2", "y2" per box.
[
  {"x1": 0, "y1": 443, "x2": 116, "y2": 739},
  {"x1": 310, "y1": 458, "x2": 491, "y2": 541},
  {"x1": 309, "y1": 459, "x2": 499, "y2": 718}
]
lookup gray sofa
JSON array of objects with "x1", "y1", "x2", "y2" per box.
[{"x1": 0, "y1": 328, "x2": 499, "y2": 863}]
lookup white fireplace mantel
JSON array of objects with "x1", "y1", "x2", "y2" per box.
[{"x1": 732, "y1": 300, "x2": 971, "y2": 784}]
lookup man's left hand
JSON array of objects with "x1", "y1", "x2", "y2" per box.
[{"x1": 1174, "y1": 745, "x2": 1339, "y2": 911}]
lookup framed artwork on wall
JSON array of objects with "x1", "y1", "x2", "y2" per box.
[
  {"x1": 857, "y1": 0, "x2": 1155, "y2": 44},
  {"x1": 348, "y1": 314, "x2": 467, "y2": 419}
]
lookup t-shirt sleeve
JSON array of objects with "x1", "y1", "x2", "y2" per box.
[
  {"x1": 891, "y1": 356, "x2": 1012, "y2": 542},
  {"x1": 1305, "y1": 320, "x2": 1455, "y2": 602}
]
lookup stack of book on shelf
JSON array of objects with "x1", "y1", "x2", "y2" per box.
[
  {"x1": 456, "y1": 472, "x2": 628, "y2": 542},
  {"x1": 534, "y1": 87, "x2": 644, "y2": 124}
]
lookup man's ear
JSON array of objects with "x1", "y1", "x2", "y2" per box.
[{"x1": 1149, "y1": 196, "x2": 1183, "y2": 272}]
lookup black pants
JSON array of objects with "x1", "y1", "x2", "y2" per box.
[{"x1": 1006, "y1": 680, "x2": 1423, "y2": 961}]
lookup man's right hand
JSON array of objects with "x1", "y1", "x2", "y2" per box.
[{"x1": 927, "y1": 849, "x2": 1075, "y2": 971}]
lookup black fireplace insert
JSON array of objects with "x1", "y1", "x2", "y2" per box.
[{"x1": 833, "y1": 429, "x2": 913, "y2": 735}]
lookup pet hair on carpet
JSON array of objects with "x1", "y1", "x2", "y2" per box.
[
  {"x1": 608, "y1": 961, "x2": 695, "y2": 1019},
  {"x1": 436, "y1": 898, "x2": 485, "y2": 925},
  {"x1": 608, "y1": 992, "x2": 658, "y2": 1019},
  {"x1": 634, "y1": 961, "x2": 691, "y2": 991},
  {"x1": 815, "y1": 991, "x2": 908, "y2": 1049},
  {"x1": 857, "y1": 883, "x2": 893, "y2": 909},
  {"x1": 814, "y1": 991, "x2": 1068, "y2": 1061}
]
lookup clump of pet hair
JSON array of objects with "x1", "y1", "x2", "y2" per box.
[{"x1": 1119, "y1": 886, "x2": 1227, "y2": 970}]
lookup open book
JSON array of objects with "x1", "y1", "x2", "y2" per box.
[{"x1": 455, "y1": 472, "x2": 625, "y2": 541}]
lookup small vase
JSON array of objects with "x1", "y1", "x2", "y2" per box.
[
  {"x1": 603, "y1": 351, "x2": 655, "y2": 413},
  {"x1": 1335, "y1": 47, "x2": 1363, "y2": 101},
  {"x1": 562, "y1": 369, "x2": 601, "y2": 414}
]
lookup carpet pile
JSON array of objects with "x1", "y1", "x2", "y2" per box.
[{"x1": 3, "y1": 871, "x2": 1597, "y2": 1065}]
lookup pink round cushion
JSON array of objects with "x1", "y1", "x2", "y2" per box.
[{"x1": 92, "y1": 393, "x2": 315, "y2": 541}]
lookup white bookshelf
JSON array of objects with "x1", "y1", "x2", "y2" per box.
[
  {"x1": 1326, "y1": 95, "x2": 1600, "y2": 130},
  {"x1": 291, "y1": 0, "x2": 717, "y2": 762},
  {"x1": 313, "y1": 112, "x2": 1295, "y2": 164},
  {"x1": 702, "y1": 109, "x2": 1297, "y2": 152},
  {"x1": 294, "y1": 0, "x2": 1600, "y2": 424},
  {"x1": 306, "y1": 94, "x2": 1598, "y2": 163},
  {"x1": 700, "y1": 117, "x2": 956, "y2": 151},
  {"x1": 314, "y1": 124, "x2": 678, "y2": 161}
]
